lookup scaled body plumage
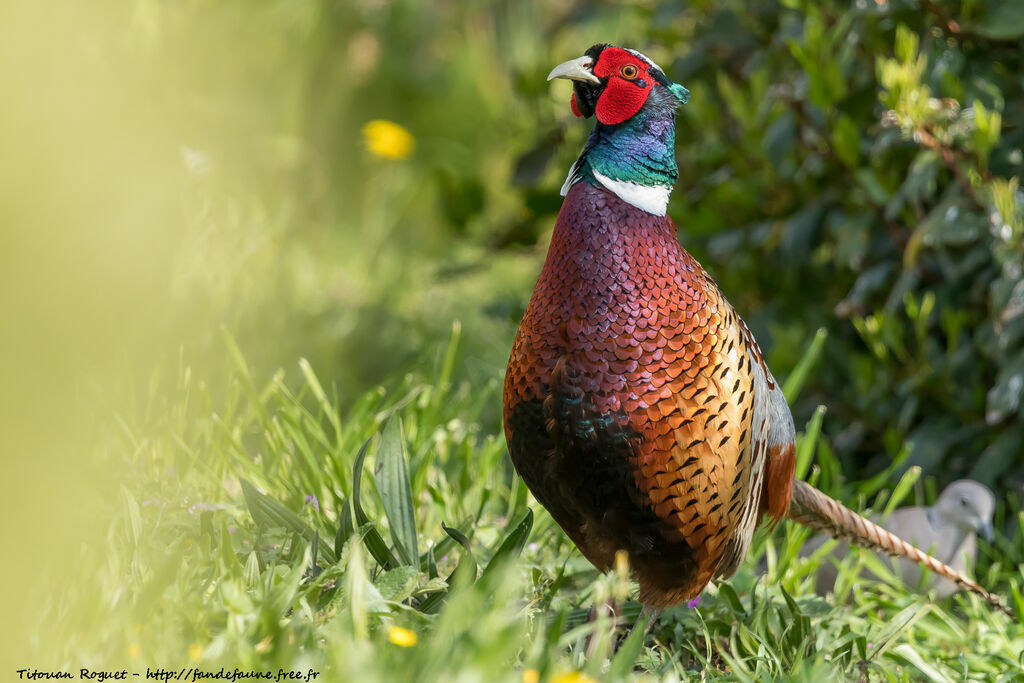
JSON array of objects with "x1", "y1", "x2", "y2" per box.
[{"x1": 504, "y1": 181, "x2": 794, "y2": 605}]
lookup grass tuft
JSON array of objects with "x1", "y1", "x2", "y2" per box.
[{"x1": 32, "y1": 334, "x2": 1024, "y2": 681}]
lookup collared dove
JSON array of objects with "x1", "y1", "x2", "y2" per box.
[{"x1": 801, "y1": 479, "x2": 995, "y2": 597}]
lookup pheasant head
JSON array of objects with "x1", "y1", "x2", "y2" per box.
[{"x1": 548, "y1": 44, "x2": 690, "y2": 215}]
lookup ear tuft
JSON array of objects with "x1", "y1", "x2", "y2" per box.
[{"x1": 669, "y1": 83, "x2": 690, "y2": 105}]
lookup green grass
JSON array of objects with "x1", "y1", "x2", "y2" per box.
[{"x1": 31, "y1": 330, "x2": 1024, "y2": 682}]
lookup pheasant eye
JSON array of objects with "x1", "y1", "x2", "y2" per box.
[{"x1": 620, "y1": 64, "x2": 638, "y2": 78}]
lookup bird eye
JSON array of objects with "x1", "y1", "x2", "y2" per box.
[
  {"x1": 960, "y1": 497, "x2": 969, "y2": 507},
  {"x1": 620, "y1": 64, "x2": 638, "y2": 79}
]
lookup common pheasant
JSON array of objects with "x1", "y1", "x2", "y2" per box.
[{"x1": 503, "y1": 44, "x2": 1009, "y2": 617}]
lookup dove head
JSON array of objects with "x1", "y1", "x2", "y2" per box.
[{"x1": 934, "y1": 479, "x2": 995, "y2": 542}]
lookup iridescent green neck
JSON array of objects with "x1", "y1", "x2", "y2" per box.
[{"x1": 561, "y1": 88, "x2": 679, "y2": 215}]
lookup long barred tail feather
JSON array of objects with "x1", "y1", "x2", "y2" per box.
[{"x1": 788, "y1": 478, "x2": 1013, "y2": 619}]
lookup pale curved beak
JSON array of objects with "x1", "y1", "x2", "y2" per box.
[
  {"x1": 547, "y1": 56, "x2": 601, "y2": 84},
  {"x1": 977, "y1": 519, "x2": 994, "y2": 543}
]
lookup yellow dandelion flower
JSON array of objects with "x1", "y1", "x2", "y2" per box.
[
  {"x1": 522, "y1": 669, "x2": 540, "y2": 683},
  {"x1": 362, "y1": 120, "x2": 415, "y2": 160},
  {"x1": 551, "y1": 672, "x2": 596, "y2": 683},
  {"x1": 189, "y1": 643, "x2": 202, "y2": 662},
  {"x1": 387, "y1": 625, "x2": 418, "y2": 647},
  {"x1": 129, "y1": 643, "x2": 140, "y2": 660}
]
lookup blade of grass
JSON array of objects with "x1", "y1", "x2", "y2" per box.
[
  {"x1": 794, "y1": 405, "x2": 826, "y2": 481},
  {"x1": 865, "y1": 602, "x2": 931, "y2": 661},
  {"x1": 479, "y1": 509, "x2": 533, "y2": 585},
  {"x1": 879, "y1": 465, "x2": 921, "y2": 519},
  {"x1": 350, "y1": 437, "x2": 400, "y2": 569},
  {"x1": 375, "y1": 418, "x2": 418, "y2": 565},
  {"x1": 607, "y1": 609, "x2": 651, "y2": 679},
  {"x1": 783, "y1": 327, "x2": 827, "y2": 403}
]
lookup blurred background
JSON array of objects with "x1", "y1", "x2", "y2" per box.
[{"x1": 1, "y1": 0, "x2": 1021, "y2": 672}]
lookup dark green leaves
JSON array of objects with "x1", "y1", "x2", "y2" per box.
[
  {"x1": 973, "y1": 2, "x2": 1024, "y2": 40},
  {"x1": 918, "y1": 196, "x2": 986, "y2": 249},
  {"x1": 986, "y1": 358, "x2": 1024, "y2": 426},
  {"x1": 831, "y1": 115, "x2": 860, "y2": 167}
]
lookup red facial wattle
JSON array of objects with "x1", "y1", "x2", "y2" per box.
[
  {"x1": 595, "y1": 79, "x2": 653, "y2": 125},
  {"x1": 570, "y1": 92, "x2": 583, "y2": 118},
  {"x1": 591, "y1": 47, "x2": 654, "y2": 125}
]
